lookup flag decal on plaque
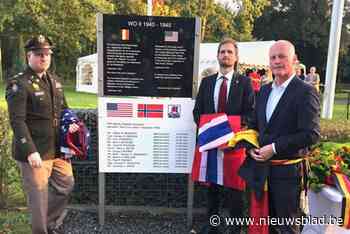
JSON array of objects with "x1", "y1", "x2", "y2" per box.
[
  {"x1": 107, "y1": 103, "x2": 133, "y2": 117},
  {"x1": 137, "y1": 104, "x2": 163, "y2": 118},
  {"x1": 121, "y1": 29, "x2": 130, "y2": 40},
  {"x1": 164, "y1": 31, "x2": 178, "y2": 42}
]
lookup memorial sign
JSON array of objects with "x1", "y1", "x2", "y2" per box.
[
  {"x1": 102, "y1": 14, "x2": 196, "y2": 97},
  {"x1": 98, "y1": 97, "x2": 196, "y2": 173}
]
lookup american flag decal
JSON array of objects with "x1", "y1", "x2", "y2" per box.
[
  {"x1": 107, "y1": 103, "x2": 133, "y2": 117},
  {"x1": 164, "y1": 31, "x2": 178, "y2": 42}
]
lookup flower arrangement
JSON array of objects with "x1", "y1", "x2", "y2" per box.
[{"x1": 308, "y1": 143, "x2": 350, "y2": 192}]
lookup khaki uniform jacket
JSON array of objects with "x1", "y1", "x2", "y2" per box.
[{"x1": 6, "y1": 68, "x2": 68, "y2": 162}]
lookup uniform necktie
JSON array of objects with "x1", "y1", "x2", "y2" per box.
[
  {"x1": 42, "y1": 74, "x2": 50, "y2": 87},
  {"x1": 218, "y1": 76, "x2": 227, "y2": 113}
]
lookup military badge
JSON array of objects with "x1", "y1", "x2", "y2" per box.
[
  {"x1": 20, "y1": 137, "x2": 27, "y2": 144},
  {"x1": 55, "y1": 82, "x2": 62, "y2": 89},
  {"x1": 11, "y1": 83, "x2": 18, "y2": 92},
  {"x1": 32, "y1": 83, "x2": 40, "y2": 91},
  {"x1": 38, "y1": 35, "x2": 45, "y2": 43},
  {"x1": 34, "y1": 91, "x2": 45, "y2": 96}
]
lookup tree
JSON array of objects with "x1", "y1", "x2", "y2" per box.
[
  {"x1": 0, "y1": 0, "x2": 114, "y2": 80},
  {"x1": 165, "y1": 0, "x2": 270, "y2": 42},
  {"x1": 253, "y1": 0, "x2": 350, "y2": 83},
  {"x1": 113, "y1": 0, "x2": 147, "y2": 15}
]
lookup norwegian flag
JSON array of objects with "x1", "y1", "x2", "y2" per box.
[
  {"x1": 191, "y1": 113, "x2": 246, "y2": 190},
  {"x1": 197, "y1": 114, "x2": 234, "y2": 152},
  {"x1": 137, "y1": 104, "x2": 163, "y2": 118}
]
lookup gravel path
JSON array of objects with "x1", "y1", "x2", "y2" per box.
[{"x1": 61, "y1": 209, "x2": 208, "y2": 234}]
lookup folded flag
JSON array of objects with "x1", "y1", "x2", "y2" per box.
[
  {"x1": 198, "y1": 114, "x2": 234, "y2": 152},
  {"x1": 60, "y1": 109, "x2": 91, "y2": 160},
  {"x1": 227, "y1": 129, "x2": 259, "y2": 149},
  {"x1": 192, "y1": 114, "x2": 246, "y2": 190}
]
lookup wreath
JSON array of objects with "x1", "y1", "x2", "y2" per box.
[{"x1": 308, "y1": 143, "x2": 350, "y2": 192}]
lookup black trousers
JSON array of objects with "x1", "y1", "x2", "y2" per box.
[
  {"x1": 207, "y1": 184, "x2": 244, "y2": 233},
  {"x1": 268, "y1": 163, "x2": 302, "y2": 234}
]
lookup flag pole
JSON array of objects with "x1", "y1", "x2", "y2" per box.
[
  {"x1": 322, "y1": 0, "x2": 345, "y2": 119},
  {"x1": 147, "y1": 0, "x2": 152, "y2": 16}
]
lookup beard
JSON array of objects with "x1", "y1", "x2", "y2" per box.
[{"x1": 219, "y1": 61, "x2": 235, "y2": 69}]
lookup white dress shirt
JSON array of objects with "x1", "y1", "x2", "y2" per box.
[{"x1": 265, "y1": 74, "x2": 295, "y2": 153}]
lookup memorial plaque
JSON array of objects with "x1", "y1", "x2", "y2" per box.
[
  {"x1": 102, "y1": 15, "x2": 196, "y2": 97},
  {"x1": 98, "y1": 97, "x2": 196, "y2": 173}
]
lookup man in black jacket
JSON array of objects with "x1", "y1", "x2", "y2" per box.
[
  {"x1": 193, "y1": 37, "x2": 255, "y2": 234},
  {"x1": 6, "y1": 35, "x2": 79, "y2": 234},
  {"x1": 247, "y1": 40, "x2": 320, "y2": 234}
]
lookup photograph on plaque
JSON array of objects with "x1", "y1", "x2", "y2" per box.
[{"x1": 102, "y1": 15, "x2": 196, "y2": 97}]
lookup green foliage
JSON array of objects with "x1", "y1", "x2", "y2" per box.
[
  {"x1": 308, "y1": 144, "x2": 350, "y2": 192},
  {"x1": 0, "y1": 0, "x2": 114, "y2": 79},
  {"x1": 161, "y1": 0, "x2": 270, "y2": 42},
  {"x1": 0, "y1": 210, "x2": 30, "y2": 234},
  {"x1": 63, "y1": 85, "x2": 97, "y2": 109},
  {"x1": 253, "y1": 0, "x2": 350, "y2": 83},
  {"x1": 114, "y1": 0, "x2": 147, "y2": 15},
  {"x1": 0, "y1": 109, "x2": 25, "y2": 208}
]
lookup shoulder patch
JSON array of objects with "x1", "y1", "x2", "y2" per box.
[
  {"x1": 6, "y1": 79, "x2": 21, "y2": 98},
  {"x1": 13, "y1": 72, "x2": 23, "y2": 78}
]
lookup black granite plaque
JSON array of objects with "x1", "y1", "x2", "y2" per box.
[{"x1": 102, "y1": 14, "x2": 195, "y2": 97}]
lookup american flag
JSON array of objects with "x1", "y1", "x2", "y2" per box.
[
  {"x1": 107, "y1": 103, "x2": 133, "y2": 117},
  {"x1": 164, "y1": 31, "x2": 178, "y2": 42},
  {"x1": 137, "y1": 104, "x2": 163, "y2": 118}
]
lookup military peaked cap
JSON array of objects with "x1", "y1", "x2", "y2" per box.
[{"x1": 24, "y1": 35, "x2": 54, "y2": 51}]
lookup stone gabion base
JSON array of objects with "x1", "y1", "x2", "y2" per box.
[{"x1": 71, "y1": 109, "x2": 208, "y2": 208}]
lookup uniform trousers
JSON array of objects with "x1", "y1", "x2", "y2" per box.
[{"x1": 17, "y1": 158, "x2": 74, "y2": 234}]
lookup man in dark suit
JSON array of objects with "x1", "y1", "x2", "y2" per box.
[
  {"x1": 193, "y1": 38, "x2": 255, "y2": 234},
  {"x1": 247, "y1": 40, "x2": 320, "y2": 234},
  {"x1": 6, "y1": 35, "x2": 79, "y2": 234}
]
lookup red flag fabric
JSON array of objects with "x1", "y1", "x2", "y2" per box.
[
  {"x1": 248, "y1": 186, "x2": 269, "y2": 234},
  {"x1": 191, "y1": 113, "x2": 246, "y2": 190}
]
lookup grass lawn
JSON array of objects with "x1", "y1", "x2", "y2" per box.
[
  {"x1": 0, "y1": 210, "x2": 30, "y2": 234},
  {"x1": 330, "y1": 103, "x2": 348, "y2": 120},
  {"x1": 0, "y1": 82, "x2": 349, "y2": 119},
  {"x1": 0, "y1": 82, "x2": 97, "y2": 109},
  {"x1": 62, "y1": 85, "x2": 97, "y2": 108}
]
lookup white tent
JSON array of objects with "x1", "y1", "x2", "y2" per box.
[
  {"x1": 76, "y1": 54, "x2": 98, "y2": 93},
  {"x1": 198, "y1": 41, "x2": 274, "y2": 78}
]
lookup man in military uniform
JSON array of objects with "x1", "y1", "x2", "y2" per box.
[{"x1": 6, "y1": 35, "x2": 79, "y2": 234}]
